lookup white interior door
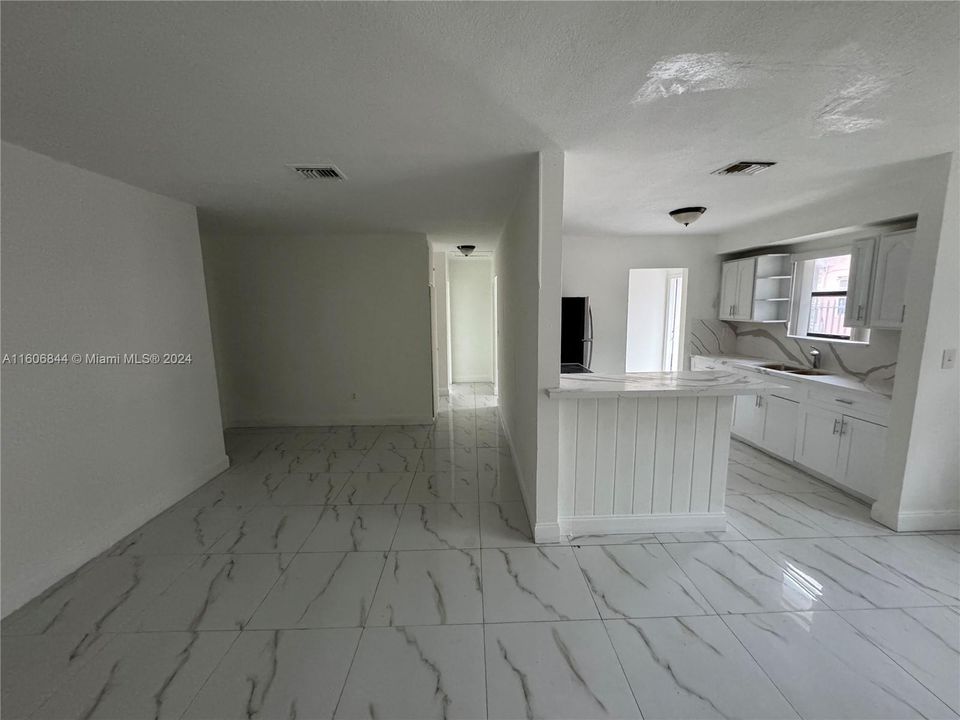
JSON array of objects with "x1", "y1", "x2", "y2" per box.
[{"x1": 662, "y1": 272, "x2": 684, "y2": 371}]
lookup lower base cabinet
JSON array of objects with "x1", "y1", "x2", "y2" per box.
[
  {"x1": 733, "y1": 394, "x2": 763, "y2": 443},
  {"x1": 760, "y1": 395, "x2": 799, "y2": 461},
  {"x1": 837, "y1": 415, "x2": 887, "y2": 498},
  {"x1": 795, "y1": 405, "x2": 887, "y2": 500},
  {"x1": 796, "y1": 404, "x2": 843, "y2": 478}
]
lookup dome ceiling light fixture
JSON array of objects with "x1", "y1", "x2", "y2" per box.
[
  {"x1": 669, "y1": 206, "x2": 707, "y2": 227},
  {"x1": 456, "y1": 244, "x2": 477, "y2": 256}
]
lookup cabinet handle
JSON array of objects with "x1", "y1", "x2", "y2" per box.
[
  {"x1": 856, "y1": 305, "x2": 863, "y2": 321},
  {"x1": 832, "y1": 418, "x2": 840, "y2": 435},
  {"x1": 900, "y1": 305, "x2": 906, "y2": 322},
  {"x1": 839, "y1": 419, "x2": 847, "y2": 435},
  {"x1": 835, "y1": 398, "x2": 853, "y2": 405}
]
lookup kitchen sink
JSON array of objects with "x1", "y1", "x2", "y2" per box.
[{"x1": 759, "y1": 362, "x2": 831, "y2": 376}]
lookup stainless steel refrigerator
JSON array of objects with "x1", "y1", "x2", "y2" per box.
[{"x1": 560, "y1": 296, "x2": 593, "y2": 373}]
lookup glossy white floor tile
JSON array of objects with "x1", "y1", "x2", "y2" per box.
[
  {"x1": 247, "y1": 552, "x2": 385, "y2": 629},
  {"x1": 753, "y1": 537, "x2": 944, "y2": 609},
  {"x1": 5, "y1": 388, "x2": 958, "y2": 720},
  {"x1": 485, "y1": 620, "x2": 641, "y2": 720},
  {"x1": 333, "y1": 471, "x2": 414, "y2": 504},
  {"x1": 208, "y1": 506, "x2": 322, "y2": 553},
  {"x1": 299, "y1": 504, "x2": 402, "y2": 551},
  {"x1": 32, "y1": 631, "x2": 238, "y2": 720},
  {"x1": 605, "y1": 615, "x2": 799, "y2": 719},
  {"x1": 183, "y1": 628, "x2": 360, "y2": 719},
  {"x1": 575, "y1": 544, "x2": 714, "y2": 618},
  {"x1": 838, "y1": 606, "x2": 960, "y2": 714},
  {"x1": 367, "y1": 549, "x2": 483, "y2": 626},
  {"x1": 335, "y1": 625, "x2": 486, "y2": 719},
  {"x1": 724, "y1": 610, "x2": 956, "y2": 719},
  {"x1": 481, "y1": 546, "x2": 599, "y2": 622},
  {"x1": 133, "y1": 553, "x2": 292, "y2": 631},
  {"x1": 479, "y1": 501, "x2": 534, "y2": 547},
  {"x1": 392, "y1": 502, "x2": 481, "y2": 550},
  {"x1": 664, "y1": 541, "x2": 824, "y2": 614}
]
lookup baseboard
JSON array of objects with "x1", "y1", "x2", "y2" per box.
[
  {"x1": 889, "y1": 509, "x2": 960, "y2": 532},
  {"x1": 559, "y1": 512, "x2": 727, "y2": 536},
  {"x1": 1, "y1": 453, "x2": 230, "y2": 617},
  {"x1": 451, "y1": 375, "x2": 494, "y2": 383},
  {"x1": 226, "y1": 415, "x2": 435, "y2": 429},
  {"x1": 498, "y1": 413, "x2": 555, "y2": 541}
]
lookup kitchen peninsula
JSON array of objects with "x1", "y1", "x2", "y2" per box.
[{"x1": 547, "y1": 370, "x2": 780, "y2": 536}]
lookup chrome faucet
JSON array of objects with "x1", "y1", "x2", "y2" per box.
[{"x1": 809, "y1": 346, "x2": 822, "y2": 369}]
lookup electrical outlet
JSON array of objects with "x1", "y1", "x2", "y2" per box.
[{"x1": 942, "y1": 349, "x2": 957, "y2": 370}]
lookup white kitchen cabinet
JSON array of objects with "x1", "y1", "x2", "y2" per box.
[
  {"x1": 733, "y1": 393, "x2": 764, "y2": 442},
  {"x1": 837, "y1": 416, "x2": 887, "y2": 498},
  {"x1": 735, "y1": 258, "x2": 757, "y2": 319},
  {"x1": 760, "y1": 395, "x2": 799, "y2": 461},
  {"x1": 869, "y1": 230, "x2": 914, "y2": 329},
  {"x1": 795, "y1": 404, "x2": 842, "y2": 479},
  {"x1": 719, "y1": 257, "x2": 756, "y2": 320},
  {"x1": 843, "y1": 236, "x2": 877, "y2": 328},
  {"x1": 719, "y1": 255, "x2": 791, "y2": 322}
]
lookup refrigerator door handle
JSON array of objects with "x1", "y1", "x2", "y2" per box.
[{"x1": 585, "y1": 304, "x2": 594, "y2": 369}]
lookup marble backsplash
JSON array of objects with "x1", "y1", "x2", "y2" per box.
[{"x1": 687, "y1": 318, "x2": 898, "y2": 389}]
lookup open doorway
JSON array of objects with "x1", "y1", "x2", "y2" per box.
[
  {"x1": 447, "y1": 254, "x2": 495, "y2": 385},
  {"x1": 625, "y1": 268, "x2": 688, "y2": 372}
]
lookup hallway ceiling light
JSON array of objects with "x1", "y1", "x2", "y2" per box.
[
  {"x1": 669, "y1": 207, "x2": 707, "y2": 227},
  {"x1": 457, "y1": 245, "x2": 477, "y2": 256}
]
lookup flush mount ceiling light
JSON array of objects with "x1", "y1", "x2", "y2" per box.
[
  {"x1": 669, "y1": 207, "x2": 707, "y2": 227},
  {"x1": 456, "y1": 245, "x2": 477, "y2": 257}
]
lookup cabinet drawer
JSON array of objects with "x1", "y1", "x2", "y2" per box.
[{"x1": 807, "y1": 386, "x2": 889, "y2": 424}]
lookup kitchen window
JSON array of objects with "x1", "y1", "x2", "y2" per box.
[{"x1": 788, "y1": 248, "x2": 870, "y2": 343}]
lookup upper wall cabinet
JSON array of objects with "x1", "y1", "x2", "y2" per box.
[
  {"x1": 869, "y1": 230, "x2": 914, "y2": 329},
  {"x1": 843, "y1": 237, "x2": 877, "y2": 328},
  {"x1": 719, "y1": 254, "x2": 790, "y2": 322}
]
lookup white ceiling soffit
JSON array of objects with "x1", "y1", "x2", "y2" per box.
[{"x1": 2, "y1": 2, "x2": 957, "y2": 240}]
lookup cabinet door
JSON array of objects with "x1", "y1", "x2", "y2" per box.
[
  {"x1": 761, "y1": 395, "x2": 799, "y2": 461},
  {"x1": 869, "y1": 230, "x2": 914, "y2": 328},
  {"x1": 837, "y1": 416, "x2": 887, "y2": 499},
  {"x1": 733, "y1": 393, "x2": 763, "y2": 443},
  {"x1": 719, "y1": 261, "x2": 739, "y2": 320},
  {"x1": 843, "y1": 237, "x2": 877, "y2": 328},
  {"x1": 795, "y1": 404, "x2": 842, "y2": 478},
  {"x1": 734, "y1": 257, "x2": 757, "y2": 320}
]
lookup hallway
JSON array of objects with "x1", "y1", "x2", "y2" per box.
[{"x1": 3, "y1": 383, "x2": 958, "y2": 719}]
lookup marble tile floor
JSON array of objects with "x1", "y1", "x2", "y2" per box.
[{"x1": 3, "y1": 382, "x2": 958, "y2": 719}]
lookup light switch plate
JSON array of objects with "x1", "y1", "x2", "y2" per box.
[{"x1": 943, "y1": 348, "x2": 957, "y2": 370}]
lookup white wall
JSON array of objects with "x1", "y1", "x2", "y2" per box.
[
  {"x1": 431, "y1": 251, "x2": 450, "y2": 395},
  {"x1": 625, "y1": 269, "x2": 669, "y2": 372},
  {"x1": 1, "y1": 142, "x2": 227, "y2": 614},
  {"x1": 496, "y1": 159, "x2": 541, "y2": 520},
  {"x1": 718, "y1": 153, "x2": 959, "y2": 531},
  {"x1": 882, "y1": 154, "x2": 959, "y2": 530},
  {"x1": 563, "y1": 236, "x2": 720, "y2": 374},
  {"x1": 448, "y1": 256, "x2": 493, "y2": 383},
  {"x1": 202, "y1": 233, "x2": 433, "y2": 427},
  {"x1": 495, "y1": 151, "x2": 564, "y2": 542}
]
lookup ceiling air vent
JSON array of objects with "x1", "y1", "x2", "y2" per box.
[
  {"x1": 287, "y1": 164, "x2": 345, "y2": 181},
  {"x1": 711, "y1": 161, "x2": 777, "y2": 176}
]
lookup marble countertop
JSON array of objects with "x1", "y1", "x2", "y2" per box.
[
  {"x1": 547, "y1": 370, "x2": 782, "y2": 399},
  {"x1": 692, "y1": 354, "x2": 894, "y2": 398}
]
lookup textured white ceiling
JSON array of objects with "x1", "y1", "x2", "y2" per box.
[{"x1": 2, "y1": 2, "x2": 957, "y2": 242}]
